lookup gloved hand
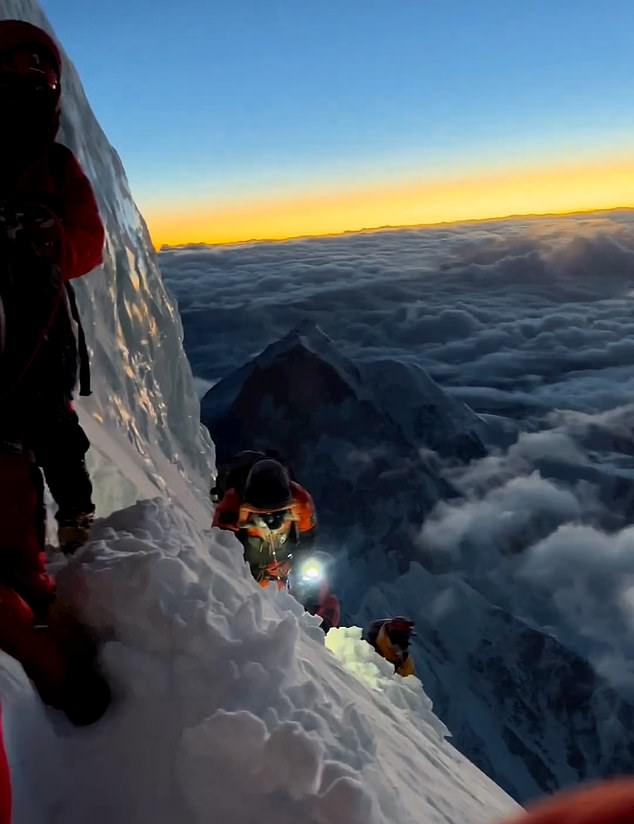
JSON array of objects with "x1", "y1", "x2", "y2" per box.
[{"x1": 0, "y1": 201, "x2": 63, "y2": 259}]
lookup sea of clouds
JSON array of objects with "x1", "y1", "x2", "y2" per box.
[
  {"x1": 161, "y1": 210, "x2": 634, "y2": 418},
  {"x1": 161, "y1": 210, "x2": 634, "y2": 692}
]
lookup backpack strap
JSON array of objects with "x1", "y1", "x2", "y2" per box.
[
  {"x1": 49, "y1": 146, "x2": 91, "y2": 397},
  {"x1": 0, "y1": 293, "x2": 5, "y2": 357},
  {"x1": 65, "y1": 282, "x2": 91, "y2": 396}
]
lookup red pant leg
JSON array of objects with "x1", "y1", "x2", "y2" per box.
[
  {"x1": 0, "y1": 585, "x2": 67, "y2": 708},
  {"x1": 316, "y1": 591, "x2": 341, "y2": 632},
  {"x1": 0, "y1": 454, "x2": 54, "y2": 611}
]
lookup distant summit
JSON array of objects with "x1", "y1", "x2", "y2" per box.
[{"x1": 202, "y1": 323, "x2": 484, "y2": 555}]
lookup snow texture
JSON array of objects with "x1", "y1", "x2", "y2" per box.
[
  {"x1": 5, "y1": 501, "x2": 516, "y2": 824},
  {"x1": 0, "y1": 3, "x2": 518, "y2": 823}
]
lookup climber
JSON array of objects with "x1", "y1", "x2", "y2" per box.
[
  {"x1": 0, "y1": 440, "x2": 110, "y2": 725},
  {"x1": 288, "y1": 550, "x2": 341, "y2": 633},
  {"x1": 212, "y1": 451, "x2": 340, "y2": 630},
  {"x1": 365, "y1": 617, "x2": 416, "y2": 677},
  {"x1": 0, "y1": 20, "x2": 104, "y2": 555}
]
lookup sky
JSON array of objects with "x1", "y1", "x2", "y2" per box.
[{"x1": 43, "y1": 0, "x2": 634, "y2": 246}]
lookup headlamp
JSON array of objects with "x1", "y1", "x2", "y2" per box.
[{"x1": 299, "y1": 558, "x2": 324, "y2": 583}]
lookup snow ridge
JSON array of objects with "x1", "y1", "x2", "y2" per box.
[{"x1": 7, "y1": 501, "x2": 516, "y2": 824}]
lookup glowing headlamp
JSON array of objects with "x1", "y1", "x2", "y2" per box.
[{"x1": 299, "y1": 558, "x2": 324, "y2": 583}]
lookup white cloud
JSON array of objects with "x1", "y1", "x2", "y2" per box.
[
  {"x1": 516, "y1": 523, "x2": 634, "y2": 689},
  {"x1": 421, "y1": 471, "x2": 583, "y2": 569},
  {"x1": 417, "y1": 399, "x2": 634, "y2": 691},
  {"x1": 161, "y1": 210, "x2": 634, "y2": 420}
]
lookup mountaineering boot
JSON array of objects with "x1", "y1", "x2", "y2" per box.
[{"x1": 58, "y1": 510, "x2": 95, "y2": 555}]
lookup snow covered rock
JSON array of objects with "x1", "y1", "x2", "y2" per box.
[
  {"x1": 201, "y1": 324, "x2": 485, "y2": 561},
  {"x1": 359, "y1": 357, "x2": 486, "y2": 460},
  {"x1": 5, "y1": 501, "x2": 518, "y2": 824}
]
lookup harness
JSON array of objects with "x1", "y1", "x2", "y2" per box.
[
  {"x1": 240, "y1": 507, "x2": 299, "y2": 584},
  {"x1": 0, "y1": 199, "x2": 91, "y2": 400}
]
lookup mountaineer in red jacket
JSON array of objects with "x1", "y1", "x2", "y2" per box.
[
  {"x1": 0, "y1": 19, "x2": 110, "y2": 726},
  {"x1": 213, "y1": 451, "x2": 341, "y2": 631},
  {"x1": 0, "y1": 440, "x2": 110, "y2": 727},
  {"x1": 0, "y1": 20, "x2": 104, "y2": 555}
]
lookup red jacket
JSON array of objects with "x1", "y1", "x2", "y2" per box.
[
  {"x1": 502, "y1": 779, "x2": 634, "y2": 824},
  {"x1": 214, "y1": 483, "x2": 340, "y2": 630},
  {"x1": 21, "y1": 143, "x2": 104, "y2": 281},
  {"x1": 0, "y1": 21, "x2": 104, "y2": 281},
  {"x1": 213, "y1": 481, "x2": 317, "y2": 540},
  {"x1": 213, "y1": 481, "x2": 317, "y2": 578}
]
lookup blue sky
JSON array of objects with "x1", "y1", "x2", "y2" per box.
[{"x1": 42, "y1": 0, "x2": 634, "y2": 238}]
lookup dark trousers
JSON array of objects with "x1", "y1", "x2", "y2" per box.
[{"x1": 30, "y1": 406, "x2": 95, "y2": 523}]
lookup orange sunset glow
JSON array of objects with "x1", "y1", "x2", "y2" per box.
[{"x1": 146, "y1": 155, "x2": 634, "y2": 248}]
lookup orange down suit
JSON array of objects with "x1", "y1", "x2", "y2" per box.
[
  {"x1": 374, "y1": 623, "x2": 416, "y2": 677},
  {"x1": 213, "y1": 481, "x2": 317, "y2": 583}
]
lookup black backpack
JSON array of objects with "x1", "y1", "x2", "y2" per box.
[{"x1": 0, "y1": 206, "x2": 91, "y2": 409}]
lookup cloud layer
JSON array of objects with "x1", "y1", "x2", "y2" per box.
[
  {"x1": 161, "y1": 210, "x2": 634, "y2": 420},
  {"x1": 420, "y1": 403, "x2": 634, "y2": 691}
]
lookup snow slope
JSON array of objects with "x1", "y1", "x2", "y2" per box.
[
  {"x1": 0, "y1": 3, "x2": 518, "y2": 822},
  {"x1": 4, "y1": 501, "x2": 516, "y2": 824}
]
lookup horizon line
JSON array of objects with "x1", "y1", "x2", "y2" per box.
[{"x1": 156, "y1": 204, "x2": 634, "y2": 251}]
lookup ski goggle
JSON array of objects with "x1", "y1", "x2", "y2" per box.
[
  {"x1": 0, "y1": 47, "x2": 59, "y2": 93},
  {"x1": 259, "y1": 510, "x2": 291, "y2": 531},
  {"x1": 241, "y1": 505, "x2": 295, "y2": 529}
]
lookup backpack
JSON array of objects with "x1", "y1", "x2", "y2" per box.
[{"x1": 0, "y1": 205, "x2": 91, "y2": 410}]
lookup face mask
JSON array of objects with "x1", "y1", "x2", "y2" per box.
[{"x1": 0, "y1": 48, "x2": 59, "y2": 152}]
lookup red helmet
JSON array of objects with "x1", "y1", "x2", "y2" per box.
[{"x1": 0, "y1": 21, "x2": 62, "y2": 146}]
